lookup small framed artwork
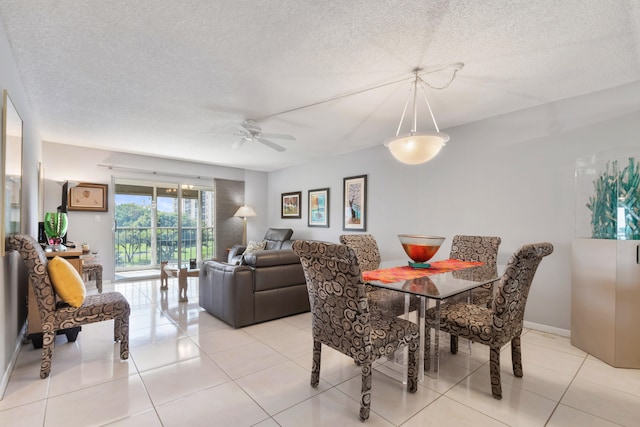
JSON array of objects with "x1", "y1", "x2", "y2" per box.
[
  {"x1": 68, "y1": 183, "x2": 108, "y2": 212},
  {"x1": 308, "y1": 188, "x2": 329, "y2": 227},
  {"x1": 281, "y1": 191, "x2": 302, "y2": 218},
  {"x1": 343, "y1": 175, "x2": 367, "y2": 231}
]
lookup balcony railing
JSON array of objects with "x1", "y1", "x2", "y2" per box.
[{"x1": 115, "y1": 226, "x2": 214, "y2": 270}]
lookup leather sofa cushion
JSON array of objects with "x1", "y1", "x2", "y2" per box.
[
  {"x1": 254, "y1": 263, "x2": 307, "y2": 292},
  {"x1": 243, "y1": 249, "x2": 300, "y2": 267}
]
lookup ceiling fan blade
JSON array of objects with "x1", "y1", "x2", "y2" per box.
[
  {"x1": 260, "y1": 132, "x2": 296, "y2": 141},
  {"x1": 202, "y1": 122, "x2": 248, "y2": 135},
  {"x1": 257, "y1": 137, "x2": 286, "y2": 152}
]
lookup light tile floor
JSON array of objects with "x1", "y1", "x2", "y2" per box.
[{"x1": 1, "y1": 278, "x2": 639, "y2": 426}]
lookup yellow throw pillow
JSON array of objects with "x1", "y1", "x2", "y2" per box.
[{"x1": 47, "y1": 256, "x2": 86, "y2": 307}]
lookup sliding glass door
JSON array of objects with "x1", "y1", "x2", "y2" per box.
[{"x1": 114, "y1": 179, "x2": 214, "y2": 272}]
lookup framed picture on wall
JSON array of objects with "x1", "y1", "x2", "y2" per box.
[
  {"x1": 343, "y1": 175, "x2": 367, "y2": 231},
  {"x1": 281, "y1": 191, "x2": 302, "y2": 218},
  {"x1": 68, "y1": 183, "x2": 108, "y2": 212},
  {"x1": 308, "y1": 188, "x2": 329, "y2": 227}
]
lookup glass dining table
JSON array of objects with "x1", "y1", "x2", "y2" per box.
[{"x1": 364, "y1": 259, "x2": 501, "y2": 380}]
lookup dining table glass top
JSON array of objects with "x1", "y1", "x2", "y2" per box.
[{"x1": 365, "y1": 259, "x2": 501, "y2": 300}]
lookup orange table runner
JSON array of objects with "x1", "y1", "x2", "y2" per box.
[{"x1": 362, "y1": 259, "x2": 483, "y2": 284}]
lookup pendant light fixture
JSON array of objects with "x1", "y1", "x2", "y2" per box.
[{"x1": 385, "y1": 65, "x2": 462, "y2": 165}]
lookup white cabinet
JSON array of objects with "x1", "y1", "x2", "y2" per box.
[{"x1": 571, "y1": 239, "x2": 640, "y2": 368}]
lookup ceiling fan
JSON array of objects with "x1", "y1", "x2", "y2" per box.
[{"x1": 230, "y1": 119, "x2": 296, "y2": 152}]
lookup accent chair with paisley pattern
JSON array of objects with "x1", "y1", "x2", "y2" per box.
[
  {"x1": 292, "y1": 240, "x2": 420, "y2": 421},
  {"x1": 7, "y1": 235, "x2": 130, "y2": 379},
  {"x1": 339, "y1": 234, "x2": 420, "y2": 317},
  {"x1": 425, "y1": 242, "x2": 553, "y2": 399}
]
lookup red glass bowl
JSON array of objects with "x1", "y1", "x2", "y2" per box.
[{"x1": 398, "y1": 234, "x2": 445, "y2": 263}]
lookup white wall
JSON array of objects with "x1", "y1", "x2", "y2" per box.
[
  {"x1": 1, "y1": 18, "x2": 42, "y2": 396},
  {"x1": 42, "y1": 143, "x2": 267, "y2": 279},
  {"x1": 267, "y1": 82, "x2": 640, "y2": 332}
]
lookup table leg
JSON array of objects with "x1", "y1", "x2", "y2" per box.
[
  {"x1": 178, "y1": 268, "x2": 188, "y2": 302},
  {"x1": 433, "y1": 300, "x2": 441, "y2": 376},
  {"x1": 160, "y1": 261, "x2": 169, "y2": 290},
  {"x1": 423, "y1": 298, "x2": 441, "y2": 379},
  {"x1": 418, "y1": 296, "x2": 426, "y2": 382}
]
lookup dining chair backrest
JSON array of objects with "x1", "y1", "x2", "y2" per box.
[
  {"x1": 338, "y1": 234, "x2": 381, "y2": 272},
  {"x1": 292, "y1": 240, "x2": 372, "y2": 360},
  {"x1": 8, "y1": 234, "x2": 57, "y2": 323},
  {"x1": 449, "y1": 235, "x2": 501, "y2": 266},
  {"x1": 340, "y1": 233, "x2": 421, "y2": 316},
  {"x1": 491, "y1": 242, "x2": 554, "y2": 346}
]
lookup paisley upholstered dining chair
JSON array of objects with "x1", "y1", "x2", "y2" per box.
[
  {"x1": 425, "y1": 242, "x2": 553, "y2": 399},
  {"x1": 339, "y1": 234, "x2": 420, "y2": 316},
  {"x1": 449, "y1": 235, "x2": 501, "y2": 306},
  {"x1": 6, "y1": 235, "x2": 130, "y2": 379},
  {"x1": 447, "y1": 235, "x2": 501, "y2": 353},
  {"x1": 292, "y1": 240, "x2": 420, "y2": 421}
]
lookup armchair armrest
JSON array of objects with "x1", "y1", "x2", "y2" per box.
[
  {"x1": 227, "y1": 244, "x2": 247, "y2": 264},
  {"x1": 199, "y1": 260, "x2": 254, "y2": 327}
]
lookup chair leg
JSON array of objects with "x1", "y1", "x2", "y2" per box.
[
  {"x1": 118, "y1": 315, "x2": 130, "y2": 360},
  {"x1": 424, "y1": 328, "x2": 431, "y2": 371},
  {"x1": 511, "y1": 336, "x2": 523, "y2": 377},
  {"x1": 40, "y1": 331, "x2": 55, "y2": 379},
  {"x1": 489, "y1": 346, "x2": 502, "y2": 399},
  {"x1": 450, "y1": 335, "x2": 458, "y2": 354},
  {"x1": 114, "y1": 317, "x2": 121, "y2": 341},
  {"x1": 407, "y1": 340, "x2": 418, "y2": 393},
  {"x1": 311, "y1": 340, "x2": 321, "y2": 387},
  {"x1": 360, "y1": 362, "x2": 372, "y2": 421}
]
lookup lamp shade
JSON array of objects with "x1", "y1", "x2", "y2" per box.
[
  {"x1": 385, "y1": 132, "x2": 449, "y2": 165},
  {"x1": 233, "y1": 205, "x2": 257, "y2": 218}
]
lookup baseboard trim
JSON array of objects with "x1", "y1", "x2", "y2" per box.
[
  {"x1": 523, "y1": 320, "x2": 570, "y2": 337},
  {"x1": 0, "y1": 321, "x2": 27, "y2": 400}
]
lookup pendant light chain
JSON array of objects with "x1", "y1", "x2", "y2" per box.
[{"x1": 420, "y1": 83, "x2": 440, "y2": 133}]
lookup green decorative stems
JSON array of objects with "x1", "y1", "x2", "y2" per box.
[{"x1": 586, "y1": 157, "x2": 640, "y2": 239}]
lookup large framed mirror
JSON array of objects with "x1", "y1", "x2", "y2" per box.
[
  {"x1": 2, "y1": 90, "x2": 24, "y2": 256},
  {"x1": 38, "y1": 162, "x2": 44, "y2": 222}
]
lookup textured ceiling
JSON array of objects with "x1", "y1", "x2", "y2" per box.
[{"x1": 1, "y1": 0, "x2": 639, "y2": 171}]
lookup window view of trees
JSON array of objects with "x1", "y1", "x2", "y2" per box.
[
  {"x1": 114, "y1": 182, "x2": 214, "y2": 270},
  {"x1": 115, "y1": 202, "x2": 151, "y2": 265}
]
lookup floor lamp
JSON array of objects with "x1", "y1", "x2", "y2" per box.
[{"x1": 233, "y1": 205, "x2": 257, "y2": 245}]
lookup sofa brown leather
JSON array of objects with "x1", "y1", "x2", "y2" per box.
[{"x1": 198, "y1": 229, "x2": 309, "y2": 328}]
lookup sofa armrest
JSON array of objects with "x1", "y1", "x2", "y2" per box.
[
  {"x1": 242, "y1": 249, "x2": 301, "y2": 267},
  {"x1": 227, "y1": 244, "x2": 247, "y2": 264},
  {"x1": 198, "y1": 260, "x2": 255, "y2": 328}
]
